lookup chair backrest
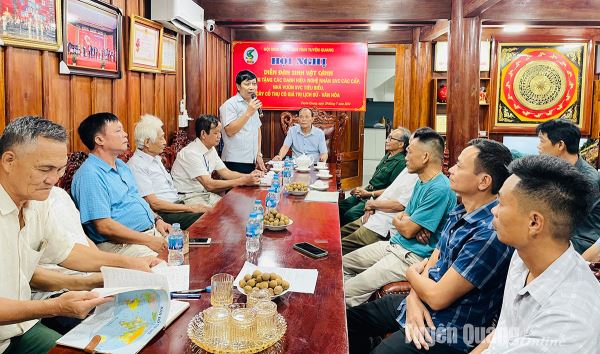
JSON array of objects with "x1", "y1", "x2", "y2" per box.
[
  {"x1": 280, "y1": 108, "x2": 349, "y2": 163},
  {"x1": 57, "y1": 151, "x2": 89, "y2": 194}
]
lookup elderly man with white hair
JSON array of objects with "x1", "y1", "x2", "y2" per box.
[{"x1": 128, "y1": 114, "x2": 210, "y2": 230}]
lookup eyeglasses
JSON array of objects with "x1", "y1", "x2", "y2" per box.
[{"x1": 386, "y1": 136, "x2": 403, "y2": 143}]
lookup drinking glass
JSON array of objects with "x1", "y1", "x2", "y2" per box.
[
  {"x1": 202, "y1": 306, "x2": 230, "y2": 347},
  {"x1": 246, "y1": 288, "x2": 270, "y2": 308},
  {"x1": 230, "y1": 308, "x2": 256, "y2": 349},
  {"x1": 253, "y1": 300, "x2": 278, "y2": 339},
  {"x1": 211, "y1": 273, "x2": 234, "y2": 307}
]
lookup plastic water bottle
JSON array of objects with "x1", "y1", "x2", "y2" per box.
[
  {"x1": 168, "y1": 223, "x2": 185, "y2": 266},
  {"x1": 266, "y1": 187, "x2": 278, "y2": 211},
  {"x1": 283, "y1": 160, "x2": 292, "y2": 186},
  {"x1": 253, "y1": 199, "x2": 264, "y2": 235},
  {"x1": 272, "y1": 174, "x2": 281, "y2": 203},
  {"x1": 285, "y1": 156, "x2": 294, "y2": 178},
  {"x1": 246, "y1": 212, "x2": 260, "y2": 252}
]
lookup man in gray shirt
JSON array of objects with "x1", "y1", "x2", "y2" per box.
[
  {"x1": 536, "y1": 118, "x2": 600, "y2": 253},
  {"x1": 472, "y1": 155, "x2": 600, "y2": 353}
]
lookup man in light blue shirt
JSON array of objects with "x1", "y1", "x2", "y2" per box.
[
  {"x1": 273, "y1": 108, "x2": 328, "y2": 163},
  {"x1": 71, "y1": 113, "x2": 172, "y2": 257},
  {"x1": 219, "y1": 70, "x2": 266, "y2": 174}
]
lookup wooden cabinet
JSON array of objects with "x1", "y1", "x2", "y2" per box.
[{"x1": 431, "y1": 77, "x2": 491, "y2": 135}]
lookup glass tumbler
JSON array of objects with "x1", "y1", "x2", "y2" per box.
[
  {"x1": 202, "y1": 306, "x2": 230, "y2": 347},
  {"x1": 210, "y1": 273, "x2": 234, "y2": 307},
  {"x1": 253, "y1": 300, "x2": 278, "y2": 339},
  {"x1": 229, "y1": 308, "x2": 256, "y2": 349},
  {"x1": 246, "y1": 288, "x2": 271, "y2": 308}
]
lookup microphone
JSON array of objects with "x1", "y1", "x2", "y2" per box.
[{"x1": 250, "y1": 93, "x2": 264, "y2": 118}]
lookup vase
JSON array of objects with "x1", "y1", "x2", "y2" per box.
[{"x1": 437, "y1": 84, "x2": 447, "y2": 103}]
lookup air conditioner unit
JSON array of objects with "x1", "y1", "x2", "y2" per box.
[{"x1": 150, "y1": 0, "x2": 204, "y2": 36}]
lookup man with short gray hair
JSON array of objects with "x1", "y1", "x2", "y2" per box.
[
  {"x1": 128, "y1": 114, "x2": 210, "y2": 230},
  {"x1": 0, "y1": 116, "x2": 159, "y2": 354},
  {"x1": 273, "y1": 108, "x2": 328, "y2": 163}
]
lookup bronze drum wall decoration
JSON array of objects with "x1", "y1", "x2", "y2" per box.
[{"x1": 494, "y1": 43, "x2": 589, "y2": 132}]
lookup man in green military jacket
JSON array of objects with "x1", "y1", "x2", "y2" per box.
[{"x1": 339, "y1": 128, "x2": 410, "y2": 226}]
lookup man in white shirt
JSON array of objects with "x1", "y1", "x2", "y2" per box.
[
  {"x1": 341, "y1": 167, "x2": 419, "y2": 255},
  {"x1": 219, "y1": 70, "x2": 267, "y2": 173},
  {"x1": 472, "y1": 155, "x2": 600, "y2": 353},
  {"x1": 128, "y1": 114, "x2": 210, "y2": 229},
  {"x1": 171, "y1": 115, "x2": 261, "y2": 207},
  {"x1": 0, "y1": 117, "x2": 159, "y2": 354}
]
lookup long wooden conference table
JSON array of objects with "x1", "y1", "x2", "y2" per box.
[{"x1": 52, "y1": 167, "x2": 349, "y2": 354}]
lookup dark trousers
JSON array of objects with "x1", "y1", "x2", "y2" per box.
[
  {"x1": 5, "y1": 321, "x2": 62, "y2": 354},
  {"x1": 339, "y1": 195, "x2": 368, "y2": 226},
  {"x1": 348, "y1": 294, "x2": 463, "y2": 354},
  {"x1": 224, "y1": 161, "x2": 255, "y2": 174},
  {"x1": 158, "y1": 210, "x2": 202, "y2": 230}
]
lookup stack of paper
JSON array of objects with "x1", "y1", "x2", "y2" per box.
[{"x1": 304, "y1": 190, "x2": 339, "y2": 203}]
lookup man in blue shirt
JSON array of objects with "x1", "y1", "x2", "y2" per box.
[
  {"x1": 273, "y1": 108, "x2": 328, "y2": 163},
  {"x1": 71, "y1": 113, "x2": 172, "y2": 257},
  {"x1": 347, "y1": 139, "x2": 515, "y2": 354},
  {"x1": 344, "y1": 128, "x2": 456, "y2": 307}
]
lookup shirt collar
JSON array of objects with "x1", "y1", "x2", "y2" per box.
[
  {"x1": 193, "y1": 138, "x2": 210, "y2": 155},
  {"x1": 296, "y1": 124, "x2": 315, "y2": 136},
  {"x1": 235, "y1": 92, "x2": 247, "y2": 103},
  {"x1": 517, "y1": 245, "x2": 577, "y2": 304},
  {"x1": 449, "y1": 199, "x2": 498, "y2": 225},
  {"x1": 0, "y1": 183, "x2": 18, "y2": 216},
  {"x1": 88, "y1": 153, "x2": 125, "y2": 172},
  {"x1": 133, "y1": 149, "x2": 161, "y2": 163}
]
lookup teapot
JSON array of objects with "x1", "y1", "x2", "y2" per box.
[{"x1": 296, "y1": 153, "x2": 313, "y2": 169}]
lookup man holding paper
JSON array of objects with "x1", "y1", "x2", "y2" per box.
[{"x1": 0, "y1": 117, "x2": 160, "y2": 354}]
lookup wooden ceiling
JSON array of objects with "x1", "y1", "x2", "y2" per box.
[{"x1": 193, "y1": 0, "x2": 600, "y2": 43}]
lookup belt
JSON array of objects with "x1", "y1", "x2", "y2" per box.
[{"x1": 142, "y1": 224, "x2": 155, "y2": 232}]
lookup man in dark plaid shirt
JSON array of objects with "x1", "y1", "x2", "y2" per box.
[{"x1": 348, "y1": 139, "x2": 515, "y2": 354}]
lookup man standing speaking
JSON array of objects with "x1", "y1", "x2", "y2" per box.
[{"x1": 219, "y1": 70, "x2": 267, "y2": 173}]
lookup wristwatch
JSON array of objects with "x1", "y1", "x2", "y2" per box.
[
  {"x1": 154, "y1": 214, "x2": 163, "y2": 223},
  {"x1": 257, "y1": 152, "x2": 263, "y2": 158}
]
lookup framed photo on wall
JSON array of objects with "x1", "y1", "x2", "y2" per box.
[
  {"x1": 0, "y1": 0, "x2": 62, "y2": 51},
  {"x1": 129, "y1": 15, "x2": 162, "y2": 73},
  {"x1": 161, "y1": 33, "x2": 177, "y2": 73},
  {"x1": 61, "y1": 0, "x2": 122, "y2": 78},
  {"x1": 492, "y1": 42, "x2": 590, "y2": 133}
]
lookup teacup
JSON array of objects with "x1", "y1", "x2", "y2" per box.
[
  {"x1": 316, "y1": 161, "x2": 327, "y2": 169},
  {"x1": 260, "y1": 177, "x2": 272, "y2": 186},
  {"x1": 296, "y1": 154, "x2": 313, "y2": 169},
  {"x1": 314, "y1": 180, "x2": 328, "y2": 188},
  {"x1": 317, "y1": 169, "x2": 330, "y2": 177}
]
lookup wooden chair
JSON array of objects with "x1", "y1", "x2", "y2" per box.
[{"x1": 280, "y1": 108, "x2": 349, "y2": 196}]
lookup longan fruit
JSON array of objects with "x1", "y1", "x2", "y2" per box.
[
  {"x1": 269, "y1": 280, "x2": 278, "y2": 288},
  {"x1": 255, "y1": 275, "x2": 263, "y2": 282},
  {"x1": 281, "y1": 280, "x2": 290, "y2": 290},
  {"x1": 239, "y1": 279, "x2": 246, "y2": 287},
  {"x1": 243, "y1": 285, "x2": 253, "y2": 294},
  {"x1": 273, "y1": 285, "x2": 283, "y2": 295},
  {"x1": 262, "y1": 273, "x2": 271, "y2": 281},
  {"x1": 246, "y1": 279, "x2": 256, "y2": 287},
  {"x1": 259, "y1": 281, "x2": 269, "y2": 289},
  {"x1": 267, "y1": 288, "x2": 275, "y2": 296},
  {"x1": 244, "y1": 274, "x2": 252, "y2": 281},
  {"x1": 252, "y1": 270, "x2": 262, "y2": 277}
]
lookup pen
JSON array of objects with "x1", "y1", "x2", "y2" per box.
[
  {"x1": 171, "y1": 286, "x2": 211, "y2": 294},
  {"x1": 170, "y1": 293, "x2": 201, "y2": 300}
]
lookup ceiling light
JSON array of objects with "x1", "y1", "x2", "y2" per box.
[
  {"x1": 370, "y1": 23, "x2": 389, "y2": 31},
  {"x1": 503, "y1": 23, "x2": 526, "y2": 33},
  {"x1": 265, "y1": 23, "x2": 284, "y2": 31}
]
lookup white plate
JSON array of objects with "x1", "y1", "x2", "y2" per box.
[
  {"x1": 315, "y1": 165, "x2": 329, "y2": 170},
  {"x1": 264, "y1": 218, "x2": 293, "y2": 231},
  {"x1": 310, "y1": 183, "x2": 328, "y2": 191},
  {"x1": 295, "y1": 167, "x2": 310, "y2": 172},
  {"x1": 287, "y1": 189, "x2": 308, "y2": 196},
  {"x1": 317, "y1": 174, "x2": 333, "y2": 179}
]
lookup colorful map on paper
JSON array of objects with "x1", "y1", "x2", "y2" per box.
[{"x1": 57, "y1": 288, "x2": 168, "y2": 354}]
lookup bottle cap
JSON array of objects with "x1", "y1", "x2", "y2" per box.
[
  {"x1": 172, "y1": 223, "x2": 181, "y2": 230},
  {"x1": 250, "y1": 212, "x2": 257, "y2": 218}
]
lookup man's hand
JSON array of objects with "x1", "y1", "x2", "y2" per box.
[
  {"x1": 408, "y1": 259, "x2": 429, "y2": 276},
  {"x1": 251, "y1": 169, "x2": 264, "y2": 178},
  {"x1": 272, "y1": 155, "x2": 282, "y2": 161},
  {"x1": 188, "y1": 203, "x2": 212, "y2": 214},
  {"x1": 405, "y1": 292, "x2": 436, "y2": 350},
  {"x1": 51, "y1": 291, "x2": 113, "y2": 319},
  {"x1": 155, "y1": 219, "x2": 172, "y2": 237},
  {"x1": 146, "y1": 235, "x2": 167, "y2": 253},
  {"x1": 256, "y1": 155, "x2": 267, "y2": 171},
  {"x1": 319, "y1": 155, "x2": 328, "y2": 162},
  {"x1": 247, "y1": 98, "x2": 262, "y2": 115},
  {"x1": 355, "y1": 187, "x2": 372, "y2": 199},
  {"x1": 415, "y1": 229, "x2": 432, "y2": 244},
  {"x1": 242, "y1": 173, "x2": 261, "y2": 186},
  {"x1": 126, "y1": 256, "x2": 162, "y2": 272},
  {"x1": 365, "y1": 199, "x2": 378, "y2": 211},
  {"x1": 361, "y1": 210, "x2": 374, "y2": 224}
]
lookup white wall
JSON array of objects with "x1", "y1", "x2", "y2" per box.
[{"x1": 366, "y1": 55, "x2": 396, "y2": 101}]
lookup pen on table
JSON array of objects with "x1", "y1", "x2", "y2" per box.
[
  {"x1": 171, "y1": 286, "x2": 211, "y2": 294},
  {"x1": 170, "y1": 293, "x2": 201, "y2": 300}
]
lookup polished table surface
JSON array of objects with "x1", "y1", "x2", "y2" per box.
[{"x1": 51, "y1": 166, "x2": 349, "y2": 354}]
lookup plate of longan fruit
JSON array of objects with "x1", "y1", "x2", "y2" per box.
[
  {"x1": 264, "y1": 209, "x2": 293, "y2": 231},
  {"x1": 285, "y1": 182, "x2": 309, "y2": 196},
  {"x1": 237, "y1": 269, "x2": 291, "y2": 298}
]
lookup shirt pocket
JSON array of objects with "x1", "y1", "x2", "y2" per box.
[{"x1": 21, "y1": 239, "x2": 47, "y2": 281}]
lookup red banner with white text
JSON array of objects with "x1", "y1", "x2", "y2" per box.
[{"x1": 231, "y1": 41, "x2": 368, "y2": 111}]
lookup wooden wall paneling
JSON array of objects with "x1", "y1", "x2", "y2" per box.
[
  {"x1": 165, "y1": 72, "x2": 178, "y2": 141},
  {"x1": 185, "y1": 34, "x2": 204, "y2": 121},
  {"x1": 394, "y1": 44, "x2": 412, "y2": 129},
  {"x1": 410, "y1": 29, "x2": 433, "y2": 129},
  {"x1": 127, "y1": 71, "x2": 141, "y2": 148},
  {"x1": 592, "y1": 80, "x2": 600, "y2": 139},
  {"x1": 0, "y1": 48, "x2": 5, "y2": 131},
  {"x1": 91, "y1": 78, "x2": 113, "y2": 113},
  {"x1": 154, "y1": 74, "x2": 166, "y2": 135},
  {"x1": 5, "y1": 47, "x2": 43, "y2": 119},
  {"x1": 70, "y1": 76, "x2": 93, "y2": 151},
  {"x1": 42, "y1": 52, "x2": 72, "y2": 149},
  {"x1": 140, "y1": 73, "x2": 156, "y2": 116}
]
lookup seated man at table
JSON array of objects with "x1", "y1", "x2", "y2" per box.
[
  {"x1": 171, "y1": 115, "x2": 261, "y2": 207},
  {"x1": 128, "y1": 114, "x2": 210, "y2": 230},
  {"x1": 472, "y1": 155, "x2": 600, "y2": 353},
  {"x1": 343, "y1": 128, "x2": 456, "y2": 307},
  {"x1": 347, "y1": 139, "x2": 514, "y2": 354},
  {"x1": 0, "y1": 116, "x2": 159, "y2": 354},
  {"x1": 536, "y1": 118, "x2": 600, "y2": 254},
  {"x1": 340, "y1": 162, "x2": 419, "y2": 255},
  {"x1": 272, "y1": 107, "x2": 328, "y2": 163},
  {"x1": 72, "y1": 112, "x2": 172, "y2": 257},
  {"x1": 339, "y1": 127, "x2": 410, "y2": 226}
]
